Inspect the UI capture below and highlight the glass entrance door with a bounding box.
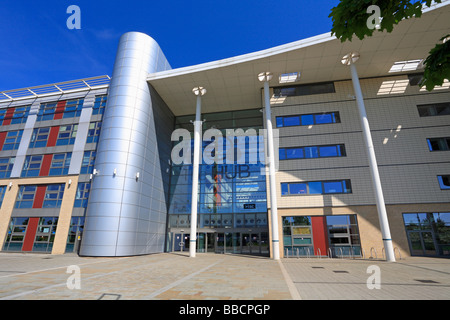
[242,233,260,254]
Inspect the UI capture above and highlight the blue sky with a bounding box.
[0,0,339,91]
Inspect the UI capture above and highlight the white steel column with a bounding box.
[190,87,206,258]
[258,72,280,260]
[342,53,395,262]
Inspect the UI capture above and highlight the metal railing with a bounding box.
[0,75,111,102]
[284,245,403,260]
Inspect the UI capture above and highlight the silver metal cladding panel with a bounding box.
[79,32,173,257]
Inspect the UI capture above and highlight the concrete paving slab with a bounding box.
[0,252,449,300]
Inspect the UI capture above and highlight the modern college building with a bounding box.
[0,2,449,259]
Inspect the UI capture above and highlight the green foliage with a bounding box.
[329,0,449,91]
[420,35,450,90]
[329,0,439,42]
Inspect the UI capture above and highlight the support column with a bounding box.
[342,52,395,262]
[258,72,280,260]
[190,87,206,258]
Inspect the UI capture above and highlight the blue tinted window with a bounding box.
[276,117,284,128]
[309,182,323,194]
[283,116,300,127]
[301,114,314,125]
[304,147,318,158]
[319,146,338,157]
[281,183,289,195]
[286,148,303,159]
[315,113,333,124]
[324,181,343,194]
[279,148,286,160]
[289,183,307,194]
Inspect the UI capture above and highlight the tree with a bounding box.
[329,0,449,91]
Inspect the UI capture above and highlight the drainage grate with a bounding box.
[312,266,324,269]
[414,279,439,284]
[333,270,349,273]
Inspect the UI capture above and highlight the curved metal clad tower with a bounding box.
[79,32,172,256]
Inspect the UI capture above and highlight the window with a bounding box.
[36,98,84,121]
[427,137,450,151]
[49,153,72,176]
[279,144,346,160]
[2,217,29,251]
[63,99,83,118]
[273,82,335,97]
[15,186,37,209]
[11,106,31,124]
[56,125,77,146]
[2,130,23,150]
[418,102,450,117]
[389,60,423,73]
[0,157,14,178]
[326,215,361,256]
[37,102,57,121]
[438,175,450,190]
[29,127,50,148]
[74,182,90,208]
[80,151,96,174]
[92,95,107,115]
[43,184,65,208]
[33,217,58,252]
[281,180,352,196]
[86,122,101,144]
[276,112,340,128]
[403,212,450,257]
[66,217,85,253]
[21,155,43,177]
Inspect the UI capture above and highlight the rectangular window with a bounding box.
[418,102,450,117]
[37,102,57,121]
[15,186,37,209]
[49,153,72,176]
[86,122,101,144]
[56,125,78,146]
[74,182,90,208]
[438,175,450,190]
[29,127,50,148]
[2,130,23,150]
[276,112,340,128]
[43,184,65,208]
[92,95,107,115]
[281,180,352,196]
[427,137,450,151]
[11,106,31,124]
[63,99,83,118]
[273,82,335,97]
[0,157,14,178]
[80,151,96,174]
[21,155,43,177]
[279,144,346,160]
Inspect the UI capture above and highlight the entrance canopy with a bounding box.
[147,2,450,116]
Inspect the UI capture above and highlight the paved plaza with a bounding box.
[0,252,449,300]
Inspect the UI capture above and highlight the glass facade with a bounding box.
[403,212,450,257]
[168,109,269,255]
[282,215,361,257]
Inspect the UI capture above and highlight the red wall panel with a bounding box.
[311,216,329,256]
[39,154,53,177]
[22,217,39,251]
[33,185,47,208]
[3,107,15,126]
[54,101,66,120]
[0,131,7,150]
[46,126,60,147]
